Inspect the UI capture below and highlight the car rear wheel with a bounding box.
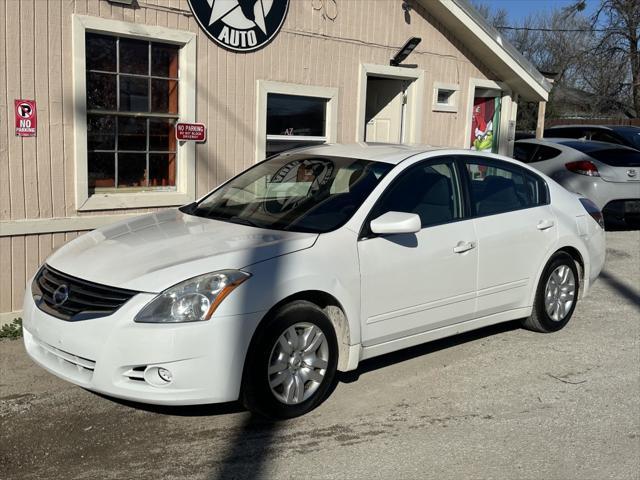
[522,252,580,333]
[242,300,338,419]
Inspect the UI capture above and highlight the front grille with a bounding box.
[32,265,139,321]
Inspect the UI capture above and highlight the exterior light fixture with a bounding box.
[390,37,422,67]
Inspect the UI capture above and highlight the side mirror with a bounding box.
[370,211,421,235]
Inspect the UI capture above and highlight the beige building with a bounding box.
[0,0,550,322]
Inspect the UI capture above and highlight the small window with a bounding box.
[266,94,329,156]
[465,159,549,216]
[437,89,454,105]
[370,159,462,229]
[85,33,179,194]
[432,83,459,112]
[532,145,562,162]
[513,143,537,163]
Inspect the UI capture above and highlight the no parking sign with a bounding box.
[15,99,37,137]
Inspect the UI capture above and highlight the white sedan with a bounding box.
[23,144,605,418]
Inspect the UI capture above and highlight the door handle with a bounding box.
[537,219,555,230]
[453,241,476,254]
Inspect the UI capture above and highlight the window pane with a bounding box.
[149,153,176,187]
[533,145,561,162]
[437,89,454,105]
[266,94,327,136]
[120,76,149,112]
[119,38,148,75]
[513,143,536,163]
[86,72,117,110]
[86,33,116,72]
[118,153,147,187]
[87,115,116,151]
[118,117,147,151]
[266,139,325,157]
[151,43,179,77]
[88,152,115,189]
[465,160,540,216]
[151,79,178,113]
[373,161,460,228]
[149,119,175,151]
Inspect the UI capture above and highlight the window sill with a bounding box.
[432,104,458,113]
[78,191,194,211]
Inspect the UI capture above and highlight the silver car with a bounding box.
[514,139,640,228]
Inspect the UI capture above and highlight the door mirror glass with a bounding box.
[370,211,421,235]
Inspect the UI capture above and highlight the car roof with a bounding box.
[546,124,640,133]
[546,125,614,131]
[517,137,637,153]
[282,143,446,164]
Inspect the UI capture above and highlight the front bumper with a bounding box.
[22,288,265,405]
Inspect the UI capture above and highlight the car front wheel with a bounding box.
[242,300,338,419]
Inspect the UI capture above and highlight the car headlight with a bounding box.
[134,270,251,323]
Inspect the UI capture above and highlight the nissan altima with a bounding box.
[23,144,605,418]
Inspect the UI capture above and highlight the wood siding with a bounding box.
[0,0,500,313]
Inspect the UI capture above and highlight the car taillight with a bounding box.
[565,160,600,176]
[579,197,605,229]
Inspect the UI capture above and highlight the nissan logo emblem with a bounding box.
[52,284,70,306]
[627,169,637,178]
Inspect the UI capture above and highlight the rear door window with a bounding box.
[591,130,624,146]
[546,127,587,139]
[464,158,550,216]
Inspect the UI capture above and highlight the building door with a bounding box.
[365,77,407,143]
[470,88,502,153]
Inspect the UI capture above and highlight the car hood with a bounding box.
[46,209,318,292]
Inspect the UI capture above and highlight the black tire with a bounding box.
[522,251,580,333]
[242,300,338,419]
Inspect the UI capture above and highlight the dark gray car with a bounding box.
[544,125,640,151]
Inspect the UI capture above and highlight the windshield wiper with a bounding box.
[227,216,263,228]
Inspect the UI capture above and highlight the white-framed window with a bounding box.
[256,81,338,161]
[432,82,459,113]
[72,15,196,211]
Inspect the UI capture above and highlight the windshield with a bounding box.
[188,154,393,233]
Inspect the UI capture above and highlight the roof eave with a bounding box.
[423,0,551,102]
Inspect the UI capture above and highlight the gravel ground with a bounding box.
[1,231,638,480]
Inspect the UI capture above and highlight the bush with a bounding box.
[0,318,23,340]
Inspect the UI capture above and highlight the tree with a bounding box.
[579,0,640,115]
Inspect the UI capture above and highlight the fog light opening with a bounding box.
[157,367,173,383]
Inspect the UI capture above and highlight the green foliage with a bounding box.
[0,318,23,340]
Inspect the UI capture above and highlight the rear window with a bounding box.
[588,149,640,167]
[533,145,561,162]
[513,143,537,162]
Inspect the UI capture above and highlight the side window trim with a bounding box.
[358,156,466,240]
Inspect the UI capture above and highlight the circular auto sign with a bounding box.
[188,0,290,53]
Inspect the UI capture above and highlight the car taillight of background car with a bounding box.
[566,160,600,176]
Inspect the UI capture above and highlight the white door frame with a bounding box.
[356,64,425,144]
[464,78,515,156]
